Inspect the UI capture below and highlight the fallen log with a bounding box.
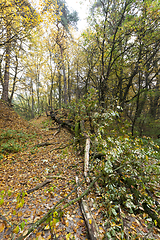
[80,121,91,181]
[50,111,74,134]
[76,176,100,240]
[84,136,90,182]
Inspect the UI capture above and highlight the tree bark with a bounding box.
[1,24,11,102]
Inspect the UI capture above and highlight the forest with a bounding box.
[0,0,160,239]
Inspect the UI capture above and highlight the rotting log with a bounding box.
[50,111,74,134]
[76,176,100,240]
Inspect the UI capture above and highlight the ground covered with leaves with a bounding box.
[0,99,160,240]
[0,101,91,239]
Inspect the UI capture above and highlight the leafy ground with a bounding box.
[0,101,90,239]
[0,100,160,239]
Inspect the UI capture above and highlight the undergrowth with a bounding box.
[0,129,37,158]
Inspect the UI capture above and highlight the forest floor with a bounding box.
[0,100,95,239]
[0,100,160,240]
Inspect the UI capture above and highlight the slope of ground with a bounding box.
[0,101,89,239]
[0,100,37,132]
[0,101,160,239]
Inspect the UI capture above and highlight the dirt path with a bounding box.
[0,117,90,239]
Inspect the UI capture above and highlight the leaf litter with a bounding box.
[0,100,160,239]
[0,100,89,239]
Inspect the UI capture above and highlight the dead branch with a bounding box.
[25,179,52,194]
[50,143,73,152]
[76,176,100,240]
[35,142,56,147]
[53,129,60,136]
[0,213,13,228]
[46,175,66,179]
[49,127,60,130]
[16,175,101,240]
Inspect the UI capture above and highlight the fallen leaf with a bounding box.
[0,222,5,233]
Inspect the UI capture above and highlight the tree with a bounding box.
[0,0,39,103]
[78,0,160,135]
[42,0,79,105]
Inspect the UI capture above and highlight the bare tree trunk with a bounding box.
[2,25,11,102]
[68,62,71,103]
[60,45,67,105]
[9,55,18,104]
[31,79,34,118]
[76,62,80,102]
[58,71,62,109]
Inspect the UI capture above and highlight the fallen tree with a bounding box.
[49,110,74,134]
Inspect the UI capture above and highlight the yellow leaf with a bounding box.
[44,225,50,230]
[154,220,157,226]
[13,225,19,234]
[111,222,116,227]
[66,233,71,240]
[18,211,23,217]
[0,222,5,233]
[89,219,92,224]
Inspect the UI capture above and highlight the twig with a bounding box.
[0,212,13,227]
[46,175,66,179]
[25,179,52,195]
[50,143,73,152]
[35,142,56,147]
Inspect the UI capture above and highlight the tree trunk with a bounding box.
[31,79,34,118]
[2,25,11,102]
[60,45,67,105]
[58,71,62,109]
[68,62,71,103]
[9,55,18,104]
[76,62,80,102]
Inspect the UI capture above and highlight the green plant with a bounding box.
[0,129,36,155]
[1,141,22,153]
[0,190,5,205]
